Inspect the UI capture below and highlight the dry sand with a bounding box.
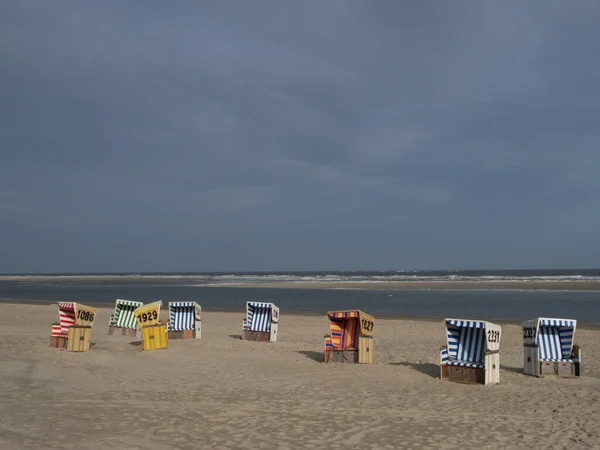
[0,303,599,450]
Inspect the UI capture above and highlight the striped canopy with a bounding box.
[329,310,360,319]
[168,301,200,331]
[328,316,360,349]
[113,299,143,329]
[523,318,577,362]
[244,302,277,332]
[326,310,375,350]
[54,302,76,337]
[446,319,486,329]
[444,318,500,364]
[540,318,575,327]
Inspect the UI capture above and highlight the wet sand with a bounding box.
[0,303,599,449]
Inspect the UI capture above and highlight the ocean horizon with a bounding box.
[1,269,599,324]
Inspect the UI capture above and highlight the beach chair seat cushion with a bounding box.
[446,360,485,369]
[540,357,579,363]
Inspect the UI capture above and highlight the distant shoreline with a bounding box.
[202,280,600,291]
[2,275,600,290]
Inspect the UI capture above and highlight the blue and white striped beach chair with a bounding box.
[522,318,581,377]
[242,302,279,342]
[440,318,501,385]
[168,301,201,338]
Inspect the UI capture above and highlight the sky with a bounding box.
[1,1,600,273]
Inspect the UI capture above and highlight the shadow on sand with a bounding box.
[390,362,439,379]
[128,341,143,347]
[500,364,523,374]
[297,351,324,363]
[228,334,243,340]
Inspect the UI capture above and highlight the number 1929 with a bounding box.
[137,310,158,323]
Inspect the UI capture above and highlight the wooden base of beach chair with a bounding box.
[557,361,579,377]
[539,361,580,377]
[540,362,555,376]
[49,335,68,349]
[108,326,139,337]
[447,366,485,384]
[440,364,449,379]
[168,330,196,339]
[67,325,92,352]
[327,350,359,364]
[242,330,271,342]
[141,324,168,351]
[358,336,374,364]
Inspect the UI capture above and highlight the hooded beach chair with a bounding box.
[522,318,581,377]
[324,310,375,364]
[440,318,501,385]
[108,299,143,337]
[134,301,168,350]
[50,302,97,351]
[168,301,201,339]
[242,302,279,342]
[53,302,76,337]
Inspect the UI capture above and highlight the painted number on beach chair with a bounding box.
[487,330,500,343]
[361,319,374,333]
[75,304,97,326]
[77,310,95,322]
[522,327,536,339]
[137,310,158,323]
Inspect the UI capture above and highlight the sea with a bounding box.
[1,269,599,324]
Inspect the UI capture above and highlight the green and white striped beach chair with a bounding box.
[109,299,144,336]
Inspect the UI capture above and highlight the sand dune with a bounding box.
[0,303,598,449]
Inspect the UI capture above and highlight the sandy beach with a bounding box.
[1,303,599,450]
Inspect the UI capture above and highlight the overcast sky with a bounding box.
[1,1,600,273]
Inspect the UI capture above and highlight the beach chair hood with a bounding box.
[522,318,577,362]
[168,301,201,337]
[444,319,501,364]
[326,310,375,350]
[112,299,144,329]
[53,302,76,337]
[242,302,279,342]
[52,302,97,337]
[244,302,279,332]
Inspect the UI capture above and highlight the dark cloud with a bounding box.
[1,1,600,272]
